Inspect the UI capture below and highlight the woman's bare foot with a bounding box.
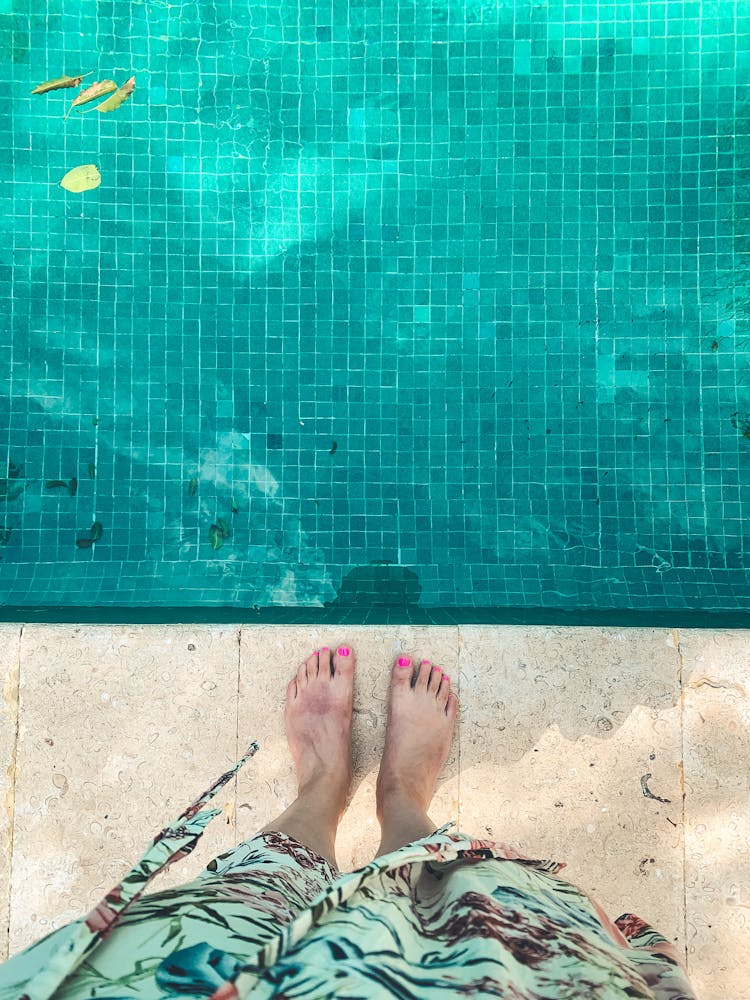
[285,645,354,811]
[375,657,458,854]
[258,646,354,867]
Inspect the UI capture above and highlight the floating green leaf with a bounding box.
[65,79,118,119]
[60,164,101,193]
[208,524,224,550]
[188,476,199,497]
[230,497,239,514]
[216,517,231,538]
[88,462,96,479]
[32,71,92,94]
[87,75,135,114]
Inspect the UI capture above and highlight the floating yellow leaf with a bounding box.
[59,164,101,193]
[90,75,135,114]
[65,79,118,119]
[32,71,92,94]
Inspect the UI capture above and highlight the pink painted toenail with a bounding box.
[321,646,329,651]
[422,660,430,665]
[398,657,411,667]
[313,649,319,654]
[433,667,442,673]
[338,646,350,656]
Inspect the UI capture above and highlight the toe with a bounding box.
[414,659,430,690]
[445,690,458,719]
[317,646,331,677]
[437,673,451,704]
[296,660,308,687]
[392,656,413,686]
[428,664,443,694]
[333,645,354,678]
[306,649,321,678]
[286,677,298,700]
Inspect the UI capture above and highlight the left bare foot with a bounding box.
[284,646,355,815]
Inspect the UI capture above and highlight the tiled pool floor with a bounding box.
[1,624,748,998]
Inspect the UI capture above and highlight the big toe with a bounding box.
[333,645,355,679]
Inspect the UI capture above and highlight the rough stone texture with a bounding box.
[1,624,747,998]
[457,626,686,950]
[0,626,21,963]
[680,630,750,1000]
[236,627,460,871]
[9,625,240,956]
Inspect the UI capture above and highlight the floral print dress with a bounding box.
[0,742,696,1000]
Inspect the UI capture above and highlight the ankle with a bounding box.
[375,780,431,824]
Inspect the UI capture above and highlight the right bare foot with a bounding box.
[376,656,458,819]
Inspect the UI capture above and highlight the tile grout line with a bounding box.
[456,625,462,834]
[672,627,689,973]
[235,627,242,849]
[3,624,23,963]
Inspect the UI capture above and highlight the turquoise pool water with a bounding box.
[1,0,749,615]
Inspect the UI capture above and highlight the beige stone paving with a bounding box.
[0,624,747,998]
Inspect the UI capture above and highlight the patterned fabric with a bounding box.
[0,743,696,1000]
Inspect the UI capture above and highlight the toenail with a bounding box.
[433,667,442,673]
[398,657,411,667]
[313,649,319,654]
[422,660,430,665]
[321,646,329,651]
[338,646,350,656]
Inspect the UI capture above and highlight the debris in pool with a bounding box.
[231,497,239,514]
[216,518,231,539]
[88,462,96,479]
[81,75,135,114]
[208,524,225,550]
[730,411,750,439]
[329,440,338,455]
[0,482,24,502]
[0,527,11,545]
[32,71,92,94]
[76,520,103,549]
[60,164,101,192]
[188,476,199,496]
[65,79,118,118]
[711,340,719,351]
[45,477,78,496]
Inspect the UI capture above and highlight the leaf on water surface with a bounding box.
[90,521,103,541]
[32,71,92,94]
[188,476,199,496]
[76,537,94,549]
[65,79,118,118]
[60,164,101,193]
[88,462,96,479]
[89,75,135,114]
[216,518,231,538]
[209,524,224,551]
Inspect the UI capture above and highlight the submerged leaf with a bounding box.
[230,497,239,514]
[208,524,224,551]
[0,481,24,502]
[90,521,103,541]
[60,164,101,193]
[65,79,118,118]
[45,480,68,490]
[329,440,338,455]
[216,517,231,538]
[188,476,199,497]
[32,71,92,94]
[90,75,135,114]
[68,477,78,496]
[88,462,96,479]
[0,527,11,545]
[76,537,94,549]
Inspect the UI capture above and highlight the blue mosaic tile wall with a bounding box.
[1,0,749,613]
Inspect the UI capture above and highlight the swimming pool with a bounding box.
[1,0,749,619]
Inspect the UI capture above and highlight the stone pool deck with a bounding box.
[1,624,748,998]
